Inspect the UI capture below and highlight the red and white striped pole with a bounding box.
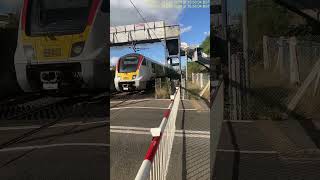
[135,88,179,180]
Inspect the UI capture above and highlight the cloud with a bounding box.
[181,26,192,34]
[181,42,200,50]
[204,31,210,36]
[181,42,189,50]
[110,56,119,66]
[111,0,183,26]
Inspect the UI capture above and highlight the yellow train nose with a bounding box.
[118,72,138,80]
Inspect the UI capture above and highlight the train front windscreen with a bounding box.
[26,0,93,36]
[118,57,140,73]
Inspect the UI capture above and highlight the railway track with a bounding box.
[0,92,108,150]
[0,92,108,122]
[0,92,45,106]
[111,89,154,99]
[110,90,156,111]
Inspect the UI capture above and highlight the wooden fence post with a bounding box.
[278,36,285,75]
[289,37,300,84]
[263,36,270,70]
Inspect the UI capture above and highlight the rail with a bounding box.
[135,87,180,180]
[210,80,224,175]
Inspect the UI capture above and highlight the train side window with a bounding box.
[155,64,161,74]
[142,59,146,66]
[101,0,108,13]
[151,63,155,72]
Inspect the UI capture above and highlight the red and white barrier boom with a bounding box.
[135,87,180,180]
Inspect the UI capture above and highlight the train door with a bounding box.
[140,57,147,76]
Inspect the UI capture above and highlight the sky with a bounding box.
[110,0,210,68]
[0,0,210,69]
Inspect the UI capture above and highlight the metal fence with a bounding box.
[263,36,320,84]
[135,87,180,180]
[252,35,320,120]
[210,80,224,177]
[212,1,320,179]
[191,73,210,89]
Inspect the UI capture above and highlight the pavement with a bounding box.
[0,100,109,180]
[110,93,210,180]
[213,119,320,180]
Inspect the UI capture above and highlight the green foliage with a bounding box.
[187,62,203,74]
[110,66,116,71]
[187,62,208,80]
[248,0,304,56]
[186,35,210,77]
[200,36,210,54]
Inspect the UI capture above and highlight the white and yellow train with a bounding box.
[14,0,108,92]
[114,53,179,91]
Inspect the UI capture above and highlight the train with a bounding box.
[114,53,180,91]
[14,0,108,92]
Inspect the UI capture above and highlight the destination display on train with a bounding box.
[144,0,210,8]
[123,58,139,65]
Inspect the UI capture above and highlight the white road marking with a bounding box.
[111,126,210,135]
[110,99,171,103]
[110,99,193,103]
[0,143,109,152]
[111,129,210,138]
[216,149,277,154]
[223,120,254,123]
[110,126,210,138]
[0,120,108,131]
[111,106,199,111]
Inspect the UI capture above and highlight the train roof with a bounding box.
[119,53,174,69]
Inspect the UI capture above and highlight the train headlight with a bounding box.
[24,45,35,59]
[132,75,136,79]
[71,42,85,57]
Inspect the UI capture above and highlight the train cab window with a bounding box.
[26,0,93,36]
[118,56,139,73]
[101,0,108,13]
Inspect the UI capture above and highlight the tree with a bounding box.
[200,36,210,54]
[248,0,305,56]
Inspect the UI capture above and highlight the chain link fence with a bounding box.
[191,73,210,89]
[249,35,320,120]
[212,0,320,179]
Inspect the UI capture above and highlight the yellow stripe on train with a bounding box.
[117,71,139,81]
[20,26,91,61]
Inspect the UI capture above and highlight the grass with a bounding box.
[155,87,170,99]
[155,79,171,99]
[186,82,202,100]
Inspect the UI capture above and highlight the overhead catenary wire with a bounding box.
[128,0,166,49]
